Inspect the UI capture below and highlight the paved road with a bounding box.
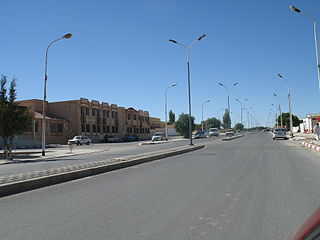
[0,137,220,177]
[1,133,320,239]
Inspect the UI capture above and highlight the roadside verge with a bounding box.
[302,142,320,152]
[0,144,204,198]
[221,135,245,141]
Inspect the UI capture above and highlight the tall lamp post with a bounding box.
[273,93,283,127]
[218,82,238,124]
[235,98,248,126]
[42,33,72,156]
[290,5,320,93]
[165,83,177,140]
[169,34,206,145]
[269,108,277,127]
[277,73,293,136]
[201,100,210,131]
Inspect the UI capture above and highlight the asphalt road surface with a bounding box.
[1,132,320,240]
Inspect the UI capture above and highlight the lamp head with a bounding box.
[197,34,206,41]
[290,5,300,13]
[63,33,72,39]
[169,39,178,44]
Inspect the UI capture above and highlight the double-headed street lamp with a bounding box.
[201,100,210,131]
[165,83,177,140]
[269,108,278,127]
[273,93,283,127]
[169,34,206,145]
[277,73,293,136]
[42,33,72,156]
[218,82,238,121]
[235,98,248,125]
[290,5,320,93]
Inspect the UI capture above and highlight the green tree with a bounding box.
[222,109,231,129]
[168,109,175,124]
[0,75,33,160]
[234,123,244,132]
[174,113,195,138]
[277,112,301,129]
[205,117,221,130]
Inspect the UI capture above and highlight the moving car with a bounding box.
[194,130,208,139]
[68,136,91,145]
[226,131,235,137]
[107,135,119,143]
[208,128,220,137]
[151,132,165,142]
[122,134,139,142]
[272,128,288,140]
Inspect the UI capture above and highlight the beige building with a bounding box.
[17,98,155,144]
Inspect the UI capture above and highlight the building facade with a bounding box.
[17,98,156,144]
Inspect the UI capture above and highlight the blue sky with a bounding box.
[1,0,320,126]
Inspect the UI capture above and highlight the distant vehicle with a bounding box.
[272,128,288,140]
[151,132,164,142]
[122,134,139,142]
[226,131,235,137]
[107,135,119,143]
[209,128,220,137]
[68,136,91,145]
[194,130,208,139]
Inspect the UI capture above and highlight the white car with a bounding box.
[208,128,220,137]
[68,136,91,145]
[151,133,165,142]
[272,128,288,140]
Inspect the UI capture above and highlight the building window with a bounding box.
[85,107,89,115]
[112,126,115,133]
[102,110,106,118]
[107,111,109,118]
[81,106,85,115]
[115,112,118,119]
[92,108,96,116]
[35,122,38,132]
[127,127,130,133]
[103,125,106,133]
[111,111,115,118]
[128,114,131,120]
[116,126,118,133]
[107,126,110,133]
[134,114,136,120]
[86,124,90,132]
[81,124,85,132]
[93,125,96,133]
[50,123,63,133]
[97,125,100,133]
[97,109,100,117]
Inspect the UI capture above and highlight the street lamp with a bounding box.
[270,106,278,127]
[277,73,293,136]
[273,93,283,127]
[235,98,248,126]
[290,5,320,93]
[42,33,72,156]
[218,82,238,125]
[165,83,177,140]
[169,34,206,145]
[217,107,225,122]
[201,100,210,131]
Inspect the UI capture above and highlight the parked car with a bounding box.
[226,131,235,137]
[272,128,288,140]
[122,134,139,142]
[68,136,91,145]
[151,132,165,142]
[107,135,119,143]
[194,130,208,139]
[208,128,220,137]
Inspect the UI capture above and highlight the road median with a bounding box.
[221,135,245,141]
[0,144,204,198]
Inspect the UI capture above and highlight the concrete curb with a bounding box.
[0,144,204,198]
[302,142,320,152]
[221,135,245,141]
